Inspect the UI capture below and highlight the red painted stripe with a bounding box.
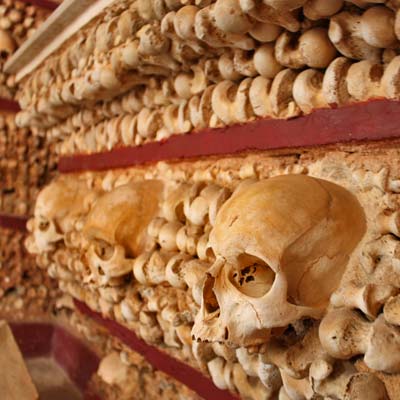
[0,213,28,231]
[0,98,20,113]
[9,322,101,397]
[84,391,102,400]
[17,0,59,11]
[59,99,400,173]
[9,322,53,358]
[52,325,100,393]
[75,299,239,400]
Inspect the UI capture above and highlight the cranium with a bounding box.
[192,175,366,347]
[83,180,164,284]
[32,177,95,252]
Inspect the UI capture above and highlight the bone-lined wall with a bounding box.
[0,112,57,215]
[13,0,400,156]
[0,0,59,219]
[60,304,202,400]
[0,1,56,215]
[9,0,400,398]
[0,0,51,99]
[26,143,400,399]
[0,226,59,320]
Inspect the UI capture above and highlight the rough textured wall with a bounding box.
[13,0,400,156]
[0,226,58,320]
[26,142,400,399]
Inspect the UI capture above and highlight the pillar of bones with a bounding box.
[0,0,56,215]
[0,0,60,365]
[8,0,400,398]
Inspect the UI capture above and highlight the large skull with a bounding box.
[192,175,366,347]
[30,177,95,252]
[83,180,163,284]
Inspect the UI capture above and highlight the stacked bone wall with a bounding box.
[13,0,400,155]
[26,141,400,400]
[0,0,51,99]
[16,0,400,399]
[0,112,57,215]
[0,1,56,214]
[0,226,59,320]
[0,0,59,337]
[55,303,202,400]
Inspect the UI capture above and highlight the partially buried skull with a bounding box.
[192,175,366,347]
[83,180,164,284]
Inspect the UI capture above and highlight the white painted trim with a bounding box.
[5,0,115,81]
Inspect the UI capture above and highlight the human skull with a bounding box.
[83,180,164,284]
[192,175,366,347]
[31,177,95,252]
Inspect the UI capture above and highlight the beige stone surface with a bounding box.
[25,357,81,400]
[0,320,38,400]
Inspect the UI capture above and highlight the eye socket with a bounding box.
[230,254,275,298]
[94,239,114,260]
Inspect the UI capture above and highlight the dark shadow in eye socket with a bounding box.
[230,253,275,298]
[0,50,10,59]
[203,274,219,314]
[175,202,185,222]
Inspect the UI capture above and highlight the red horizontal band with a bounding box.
[0,98,20,113]
[52,325,101,393]
[9,322,100,398]
[0,213,28,231]
[75,299,239,400]
[59,99,400,173]
[10,322,53,358]
[16,0,59,11]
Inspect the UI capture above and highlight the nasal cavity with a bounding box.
[203,274,220,315]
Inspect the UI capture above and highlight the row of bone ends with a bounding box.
[0,0,49,55]
[25,160,400,296]
[33,61,392,153]
[32,2,400,134]
[96,349,202,397]
[28,180,272,392]
[15,1,400,130]
[53,53,400,156]
[42,250,398,394]
[26,165,398,396]
[0,228,55,315]
[95,182,229,287]
[39,248,400,398]
[28,181,228,288]
[25,190,279,399]
[140,187,400,400]
[65,305,197,398]
[14,29,392,124]
[0,1,49,95]
[36,51,400,155]
[22,0,400,89]
[26,179,280,398]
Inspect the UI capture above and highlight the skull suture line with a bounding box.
[83,180,164,284]
[192,175,366,347]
